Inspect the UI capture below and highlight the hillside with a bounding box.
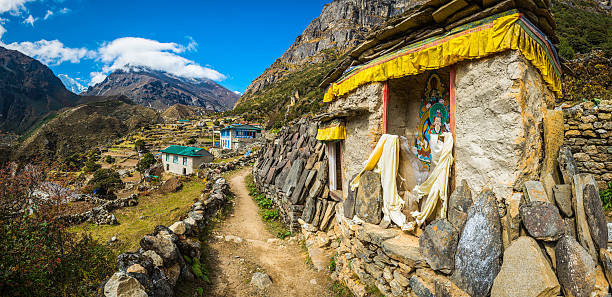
[161,103,211,122]
[13,97,161,161]
[85,66,239,111]
[234,0,418,127]
[0,46,80,134]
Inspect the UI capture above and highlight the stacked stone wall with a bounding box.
[252,118,339,232]
[563,100,612,189]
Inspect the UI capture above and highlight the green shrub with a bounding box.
[137,153,157,174]
[601,182,612,210]
[262,209,280,221]
[0,217,115,296]
[104,155,116,164]
[82,158,101,173]
[88,168,124,197]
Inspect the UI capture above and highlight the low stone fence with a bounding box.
[563,99,612,189]
[252,118,338,232]
[100,177,231,297]
[57,194,139,226]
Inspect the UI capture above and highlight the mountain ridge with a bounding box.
[85,66,239,111]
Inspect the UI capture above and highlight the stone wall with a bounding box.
[252,118,338,232]
[563,100,612,189]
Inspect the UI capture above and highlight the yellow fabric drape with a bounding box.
[323,12,562,102]
[316,125,346,141]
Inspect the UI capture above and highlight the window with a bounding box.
[165,154,169,162]
[327,142,343,191]
[173,155,178,163]
[183,157,187,165]
[166,164,169,170]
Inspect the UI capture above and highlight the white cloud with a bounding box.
[186,36,197,52]
[97,37,226,81]
[89,71,106,86]
[0,24,5,39]
[3,39,96,65]
[43,10,53,19]
[22,14,35,26]
[58,7,69,14]
[0,0,32,14]
[233,91,242,95]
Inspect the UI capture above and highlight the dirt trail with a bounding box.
[205,167,335,297]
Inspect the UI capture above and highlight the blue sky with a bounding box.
[0,0,330,93]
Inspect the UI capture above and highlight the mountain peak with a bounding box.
[85,67,239,111]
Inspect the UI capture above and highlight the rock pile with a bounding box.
[57,194,138,226]
[320,0,559,88]
[101,177,231,297]
[563,99,612,189]
[252,118,338,232]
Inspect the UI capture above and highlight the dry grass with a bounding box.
[69,179,205,253]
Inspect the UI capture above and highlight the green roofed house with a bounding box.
[160,145,213,175]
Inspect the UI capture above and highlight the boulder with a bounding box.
[419,219,459,274]
[126,264,147,275]
[553,184,573,217]
[410,275,435,297]
[104,272,147,297]
[451,189,502,297]
[558,145,578,184]
[355,171,383,224]
[556,235,596,297]
[160,177,182,193]
[168,221,187,236]
[251,272,272,290]
[357,222,399,246]
[519,201,565,241]
[117,252,153,273]
[447,180,473,233]
[434,275,471,297]
[490,236,560,297]
[523,181,549,203]
[381,233,424,266]
[583,184,607,252]
[140,234,178,266]
[143,250,163,267]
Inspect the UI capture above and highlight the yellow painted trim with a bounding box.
[316,125,346,141]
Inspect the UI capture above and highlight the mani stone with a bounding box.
[343,174,359,219]
[301,197,316,223]
[519,201,565,241]
[409,275,435,297]
[355,171,383,224]
[447,180,473,233]
[419,219,459,274]
[556,235,596,297]
[573,174,599,262]
[583,184,608,252]
[282,158,304,196]
[523,181,549,203]
[451,189,502,297]
[490,237,560,297]
[553,184,573,217]
[558,145,578,184]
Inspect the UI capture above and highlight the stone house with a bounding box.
[219,124,262,150]
[160,145,213,175]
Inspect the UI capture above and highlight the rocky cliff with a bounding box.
[239,0,420,98]
[0,46,80,134]
[85,66,239,111]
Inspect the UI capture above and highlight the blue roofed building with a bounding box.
[219,124,262,150]
[160,145,213,175]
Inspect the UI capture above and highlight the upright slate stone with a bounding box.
[558,145,578,185]
[302,197,316,223]
[583,184,608,252]
[355,171,383,224]
[447,180,473,233]
[556,235,596,297]
[282,158,304,196]
[419,219,459,274]
[451,189,502,297]
[343,174,359,219]
[553,184,573,217]
[290,168,310,205]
